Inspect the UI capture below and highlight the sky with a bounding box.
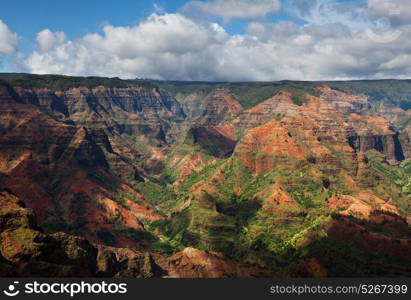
[0,0,410,81]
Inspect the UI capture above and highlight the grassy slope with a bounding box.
[149,153,411,275]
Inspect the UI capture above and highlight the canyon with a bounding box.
[0,74,410,277]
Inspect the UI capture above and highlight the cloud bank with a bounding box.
[18,0,411,81]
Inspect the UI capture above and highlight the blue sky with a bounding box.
[1,1,169,53]
[0,0,295,52]
[0,0,410,81]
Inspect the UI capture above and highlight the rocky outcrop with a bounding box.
[348,134,405,162]
[179,87,243,156]
[161,247,271,278]
[317,85,370,113]
[182,87,243,126]
[327,215,411,262]
[0,189,270,277]
[232,91,300,133]
[185,126,236,158]
[234,119,309,174]
[11,86,186,144]
[231,87,409,175]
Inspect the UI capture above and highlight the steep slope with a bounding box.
[0,84,171,249]
[0,189,269,277]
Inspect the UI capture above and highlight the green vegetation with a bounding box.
[113,225,176,255]
[400,159,411,198]
[1,73,411,276]
[396,115,411,130]
[291,91,307,106]
[146,144,411,273]
[2,73,411,110]
[156,80,323,109]
[178,159,226,193]
[159,79,411,110]
[225,81,321,109]
[135,181,176,205]
[361,152,411,214]
[0,74,157,90]
[326,80,411,110]
[148,157,332,268]
[147,214,189,251]
[155,81,218,97]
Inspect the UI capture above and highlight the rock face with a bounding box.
[12,86,186,143]
[235,119,309,174]
[0,85,170,247]
[162,247,271,278]
[181,87,243,125]
[0,76,410,278]
[231,89,409,175]
[185,126,237,158]
[0,189,269,277]
[0,189,100,277]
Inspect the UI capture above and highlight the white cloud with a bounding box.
[24,4,411,81]
[181,0,281,22]
[0,20,18,54]
[37,29,66,52]
[25,14,228,80]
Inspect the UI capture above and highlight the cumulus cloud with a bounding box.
[241,19,411,80]
[37,29,66,52]
[23,2,411,81]
[0,20,18,54]
[25,14,228,80]
[181,0,281,22]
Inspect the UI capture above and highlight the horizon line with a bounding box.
[0,72,411,84]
